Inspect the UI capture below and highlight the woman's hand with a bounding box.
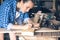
[33,23,40,28]
[23,24,32,29]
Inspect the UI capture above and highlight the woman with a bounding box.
[0,0,35,40]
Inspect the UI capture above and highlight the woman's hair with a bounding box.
[16,0,34,11]
[17,0,34,3]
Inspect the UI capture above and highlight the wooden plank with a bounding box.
[0,28,60,37]
[20,36,58,40]
[35,28,60,32]
[0,28,60,33]
[35,30,60,32]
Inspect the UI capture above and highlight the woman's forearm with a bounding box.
[11,24,32,30]
[11,25,25,29]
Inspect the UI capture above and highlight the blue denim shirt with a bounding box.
[16,11,29,25]
[0,0,29,29]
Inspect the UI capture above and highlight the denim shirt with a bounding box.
[0,0,29,29]
[16,11,29,25]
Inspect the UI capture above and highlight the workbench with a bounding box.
[0,28,60,40]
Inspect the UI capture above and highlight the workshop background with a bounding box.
[0,0,60,40]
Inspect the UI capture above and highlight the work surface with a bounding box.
[0,28,60,33]
[0,28,60,37]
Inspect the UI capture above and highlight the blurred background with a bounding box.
[0,0,60,40]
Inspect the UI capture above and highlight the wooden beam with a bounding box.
[0,28,60,37]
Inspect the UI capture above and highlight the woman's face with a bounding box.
[20,1,34,13]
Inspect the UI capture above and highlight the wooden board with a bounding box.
[0,28,60,37]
